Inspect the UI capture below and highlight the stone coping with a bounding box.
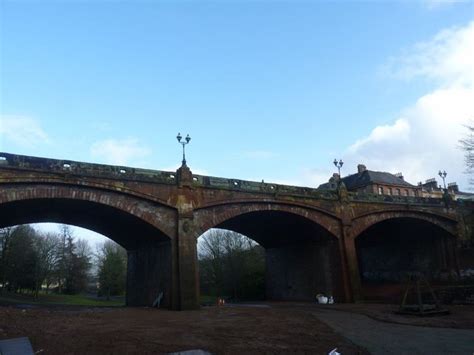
[0,152,459,206]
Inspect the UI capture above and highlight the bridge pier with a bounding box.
[434,232,460,278]
[0,153,468,310]
[173,164,201,310]
[126,240,172,308]
[342,229,362,302]
[265,239,344,301]
[176,218,200,310]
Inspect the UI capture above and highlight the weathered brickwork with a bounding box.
[0,152,471,309]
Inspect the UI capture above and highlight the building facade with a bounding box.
[419,178,474,200]
[319,164,421,197]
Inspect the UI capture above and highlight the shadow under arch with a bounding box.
[355,217,458,303]
[198,209,345,302]
[351,209,458,240]
[0,197,175,308]
[194,201,341,239]
[0,198,172,248]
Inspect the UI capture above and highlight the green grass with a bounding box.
[200,295,218,305]
[0,291,124,307]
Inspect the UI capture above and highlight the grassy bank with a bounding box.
[0,291,124,307]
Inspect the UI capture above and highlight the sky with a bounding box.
[1,0,473,245]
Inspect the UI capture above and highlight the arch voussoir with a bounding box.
[350,210,458,239]
[0,184,177,239]
[193,201,341,239]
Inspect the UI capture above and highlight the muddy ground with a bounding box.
[1,302,472,354]
[0,303,368,355]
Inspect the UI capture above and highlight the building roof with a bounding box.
[341,170,417,190]
[454,190,474,198]
[319,168,417,190]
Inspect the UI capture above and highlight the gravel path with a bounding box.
[311,308,474,355]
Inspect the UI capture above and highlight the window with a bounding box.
[378,187,383,195]
[388,188,392,195]
[405,189,409,196]
[396,189,400,196]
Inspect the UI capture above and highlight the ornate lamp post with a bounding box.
[333,159,344,177]
[438,170,447,190]
[177,133,191,166]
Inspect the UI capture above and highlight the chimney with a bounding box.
[424,178,438,191]
[395,172,404,180]
[448,182,459,192]
[357,164,367,174]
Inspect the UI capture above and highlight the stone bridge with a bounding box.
[0,152,471,309]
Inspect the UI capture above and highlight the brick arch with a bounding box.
[193,201,341,239]
[4,176,172,207]
[0,184,177,239]
[350,210,458,239]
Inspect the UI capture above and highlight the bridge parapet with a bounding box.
[0,152,459,207]
[0,152,177,185]
[191,174,337,200]
[1,151,473,309]
[350,191,449,206]
[0,152,340,200]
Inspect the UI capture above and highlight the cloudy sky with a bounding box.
[1,0,473,244]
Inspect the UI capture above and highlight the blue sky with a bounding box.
[1,0,473,245]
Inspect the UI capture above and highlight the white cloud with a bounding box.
[0,115,50,148]
[382,21,474,87]
[349,119,411,153]
[345,21,474,189]
[300,168,335,188]
[90,138,151,166]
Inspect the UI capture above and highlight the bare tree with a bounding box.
[460,124,474,187]
[33,232,59,297]
[199,229,256,259]
[54,225,69,293]
[0,224,93,297]
[53,225,92,294]
[198,229,264,300]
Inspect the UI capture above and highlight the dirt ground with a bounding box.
[0,303,368,354]
[1,302,473,354]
